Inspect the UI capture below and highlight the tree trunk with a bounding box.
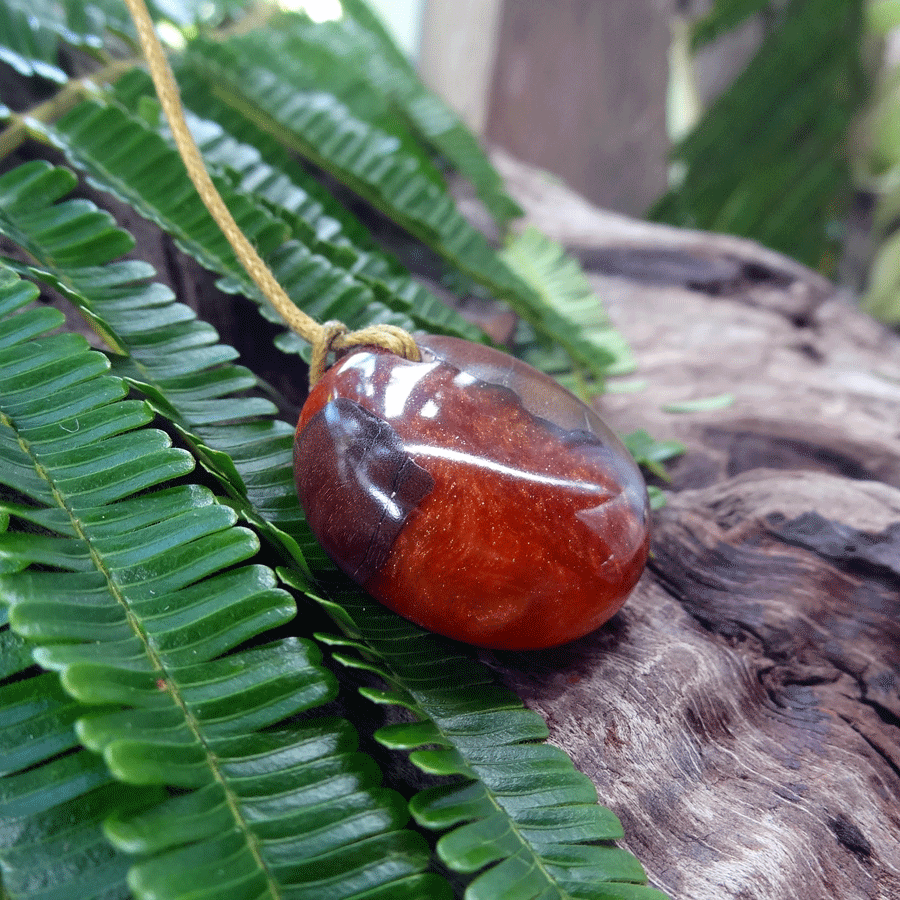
[475,152,900,900]
[483,0,670,217]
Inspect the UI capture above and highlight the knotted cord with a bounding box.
[122,0,421,385]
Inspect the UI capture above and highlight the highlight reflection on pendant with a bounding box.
[404,443,615,497]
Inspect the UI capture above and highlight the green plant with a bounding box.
[858,0,900,321]
[0,2,667,898]
[652,0,867,273]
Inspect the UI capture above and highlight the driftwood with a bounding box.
[474,152,900,900]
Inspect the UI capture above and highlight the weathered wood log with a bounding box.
[479,152,900,900]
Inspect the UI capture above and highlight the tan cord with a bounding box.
[122,0,421,385]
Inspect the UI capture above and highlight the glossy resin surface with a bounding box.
[294,335,650,650]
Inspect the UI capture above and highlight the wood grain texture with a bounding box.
[470,154,900,899]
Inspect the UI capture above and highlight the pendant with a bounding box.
[294,336,650,650]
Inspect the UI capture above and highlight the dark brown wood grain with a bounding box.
[472,155,900,900]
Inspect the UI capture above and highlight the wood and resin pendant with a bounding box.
[294,335,650,650]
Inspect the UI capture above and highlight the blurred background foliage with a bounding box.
[652,0,900,323]
[652,0,866,274]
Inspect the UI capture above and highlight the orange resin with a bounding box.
[295,336,650,650]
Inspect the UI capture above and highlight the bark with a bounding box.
[478,152,900,900]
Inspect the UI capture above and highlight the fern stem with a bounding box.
[0,60,138,160]
[123,0,421,385]
[0,118,27,160]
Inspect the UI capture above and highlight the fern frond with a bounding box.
[0,0,245,79]
[691,0,770,48]
[336,0,524,227]
[0,3,677,897]
[501,228,634,383]
[182,34,518,284]
[179,35,619,378]
[1,744,141,900]
[0,1,67,82]
[0,609,31,681]
[651,0,865,270]
[111,68,489,345]
[310,587,668,900]
[247,8,524,228]
[214,21,449,193]
[1,161,660,897]
[141,67,389,253]
[1,150,662,896]
[0,263,450,900]
[0,156,664,899]
[0,607,150,900]
[0,270,148,900]
[35,96,489,357]
[2,0,105,50]
[0,159,322,569]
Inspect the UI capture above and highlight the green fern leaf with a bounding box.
[314,588,669,900]
[0,263,450,900]
[0,0,182,77]
[651,0,865,269]
[181,33,519,286]
[172,75,492,346]
[0,5,669,898]
[0,636,156,900]
[0,159,324,570]
[0,160,664,899]
[691,0,771,48]
[246,8,523,228]
[36,97,490,356]
[232,24,449,194]
[0,270,148,900]
[110,68,488,345]
[0,0,118,82]
[0,1,66,82]
[180,33,617,377]
[139,66,390,254]
[0,611,30,681]
[1,751,144,900]
[501,228,634,382]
